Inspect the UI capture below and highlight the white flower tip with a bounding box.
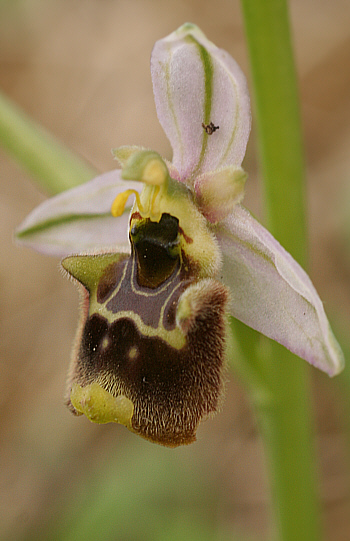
[322,327,345,377]
[177,22,197,33]
[174,22,206,40]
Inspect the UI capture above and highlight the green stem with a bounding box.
[239,1,322,540]
[0,91,96,195]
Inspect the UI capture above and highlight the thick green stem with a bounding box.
[0,91,96,195]
[239,1,322,540]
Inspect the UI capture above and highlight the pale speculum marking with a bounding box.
[128,345,139,361]
[101,336,110,352]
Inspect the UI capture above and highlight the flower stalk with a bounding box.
[240,0,322,539]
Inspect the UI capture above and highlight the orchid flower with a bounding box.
[16,23,344,447]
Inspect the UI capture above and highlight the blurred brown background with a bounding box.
[1,1,350,540]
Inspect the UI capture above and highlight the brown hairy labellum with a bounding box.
[62,212,229,446]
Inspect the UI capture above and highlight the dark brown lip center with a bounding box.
[131,213,180,289]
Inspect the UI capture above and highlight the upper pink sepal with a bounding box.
[151,23,251,184]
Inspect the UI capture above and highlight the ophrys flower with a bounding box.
[17,23,344,446]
